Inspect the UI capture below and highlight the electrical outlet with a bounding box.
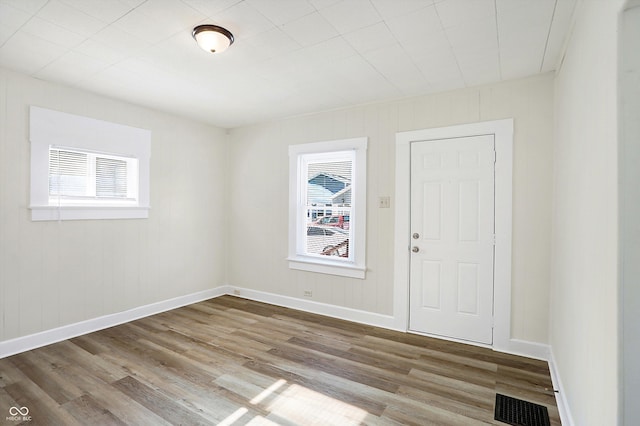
[379,196,391,208]
[303,290,313,298]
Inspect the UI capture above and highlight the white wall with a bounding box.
[0,68,228,342]
[550,1,623,425]
[228,73,554,345]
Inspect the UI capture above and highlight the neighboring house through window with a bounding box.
[288,137,367,279]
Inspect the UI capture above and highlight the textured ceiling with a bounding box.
[0,0,576,128]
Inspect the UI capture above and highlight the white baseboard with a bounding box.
[1,283,558,385]
[0,283,573,425]
[548,348,574,426]
[0,286,228,359]
[228,286,401,331]
[227,286,551,361]
[496,338,551,361]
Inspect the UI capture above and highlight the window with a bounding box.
[30,106,150,221]
[288,137,367,279]
[48,147,138,204]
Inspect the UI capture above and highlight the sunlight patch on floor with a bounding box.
[219,407,249,426]
[220,378,371,425]
[245,415,281,425]
[250,379,287,405]
[264,383,368,425]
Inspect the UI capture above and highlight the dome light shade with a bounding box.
[192,25,234,54]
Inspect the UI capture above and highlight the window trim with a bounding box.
[29,106,151,221]
[288,137,367,279]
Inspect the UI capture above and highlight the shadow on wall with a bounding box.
[620,2,640,425]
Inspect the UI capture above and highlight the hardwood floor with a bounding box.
[0,296,560,425]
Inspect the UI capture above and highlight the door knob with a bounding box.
[412,246,419,253]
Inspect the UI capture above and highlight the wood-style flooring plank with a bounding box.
[0,295,561,425]
[62,394,127,426]
[112,376,214,425]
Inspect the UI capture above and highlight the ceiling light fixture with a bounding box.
[192,25,234,54]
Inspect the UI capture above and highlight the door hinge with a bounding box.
[493,150,497,164]
[492,234,496,245]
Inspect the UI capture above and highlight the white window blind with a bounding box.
[96,157,127,198]
[49,149,88,197]
[48,147,136,203]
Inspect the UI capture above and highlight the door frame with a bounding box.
[393,119,513,351]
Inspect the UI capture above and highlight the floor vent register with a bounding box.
[494,393,551,426]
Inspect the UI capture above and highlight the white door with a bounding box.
[409,135,495,344]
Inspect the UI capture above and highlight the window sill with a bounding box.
[287,256,366,279]
[30,205,150,221]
